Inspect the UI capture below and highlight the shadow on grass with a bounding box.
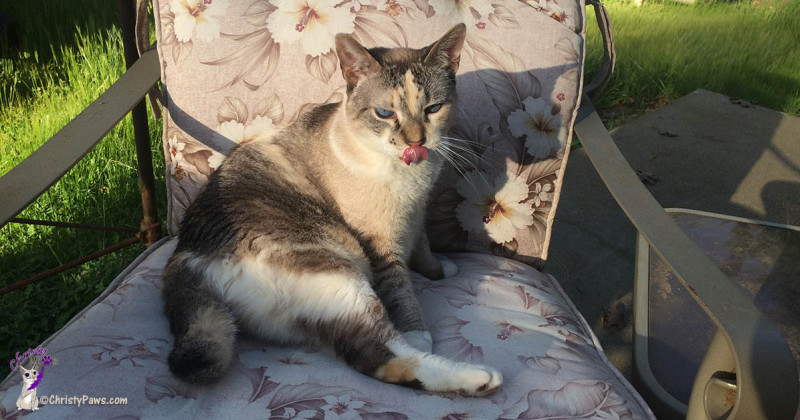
[0,0,122,103]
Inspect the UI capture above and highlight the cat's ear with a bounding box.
[424,23,467,74]
[335,34,381,89]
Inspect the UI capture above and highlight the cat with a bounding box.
[16,362,40,411]
[162,23,502,396]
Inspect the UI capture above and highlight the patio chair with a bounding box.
[0,0,796,418]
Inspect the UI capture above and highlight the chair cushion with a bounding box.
[155,0,589,268]
[0,240,653,418]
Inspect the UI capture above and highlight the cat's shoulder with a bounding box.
[295,102,341,132]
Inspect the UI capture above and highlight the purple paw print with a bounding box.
[41,355,52,365]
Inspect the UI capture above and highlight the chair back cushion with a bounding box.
[154,0,587,268]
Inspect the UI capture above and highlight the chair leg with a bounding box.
[118,0,161,247]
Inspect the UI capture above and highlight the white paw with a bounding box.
[402,330,433,353]
[454,364,503,397]
[414,355,503,397]
[437,255,459,278]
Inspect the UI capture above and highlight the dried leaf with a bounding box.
[657,127,679,137]
[636,170,659,185]
[217,96,249,124]
[305,50,338,83]
[253,93,284,124]
[601,303,627,328]
[244,0,277,27]
[489,4,519,28]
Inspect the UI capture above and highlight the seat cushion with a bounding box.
[0,239,653,418]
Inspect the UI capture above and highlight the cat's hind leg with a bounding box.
[284,262,502,396]
[162,253,238,384]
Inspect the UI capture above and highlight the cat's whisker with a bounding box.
[440,137,505,165]
[441,136,504,152]
[438,142,501,179]
[441,142,502,172]
[435,146,490,195]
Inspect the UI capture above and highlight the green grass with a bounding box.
[0,0,165,379]
[585,0,800,126]
[0,0,798,381]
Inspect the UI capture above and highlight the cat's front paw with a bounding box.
[413,256,458,281]
[438,255,458,278]
[454,364,503,397]
[402,330,433,353]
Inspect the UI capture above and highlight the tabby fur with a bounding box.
[162,24,502,396]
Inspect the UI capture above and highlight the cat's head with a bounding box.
[334,24,466,165]
[18,364,38,385]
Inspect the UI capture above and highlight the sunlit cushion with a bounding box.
[0,240,652,418]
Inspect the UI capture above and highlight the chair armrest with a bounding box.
[573,96,798,419]
[0,48,161,227]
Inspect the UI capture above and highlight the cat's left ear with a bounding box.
[335,34,381,90]
[424,23,467,74]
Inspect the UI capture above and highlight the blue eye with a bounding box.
[374,108,395,119]
[425,103,442,114]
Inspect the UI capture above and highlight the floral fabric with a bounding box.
[155,0,587,268]
[0,240,653,419]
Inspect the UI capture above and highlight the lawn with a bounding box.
[0,0,165,380]
[1,0,798,380]
[585,0,800,126]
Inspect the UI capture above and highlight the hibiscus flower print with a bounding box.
[321,394,365,420]
[171,0,227,43]
[456,171,534,244]
[214,115,275,149]
[530,181,553,207]
[167,135,189,178]
[507,96,566,160]
[267,0,356,57]
[429,0,493,23]
[167,135,185,165]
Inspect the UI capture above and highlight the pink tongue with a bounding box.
[402,146,429,165]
